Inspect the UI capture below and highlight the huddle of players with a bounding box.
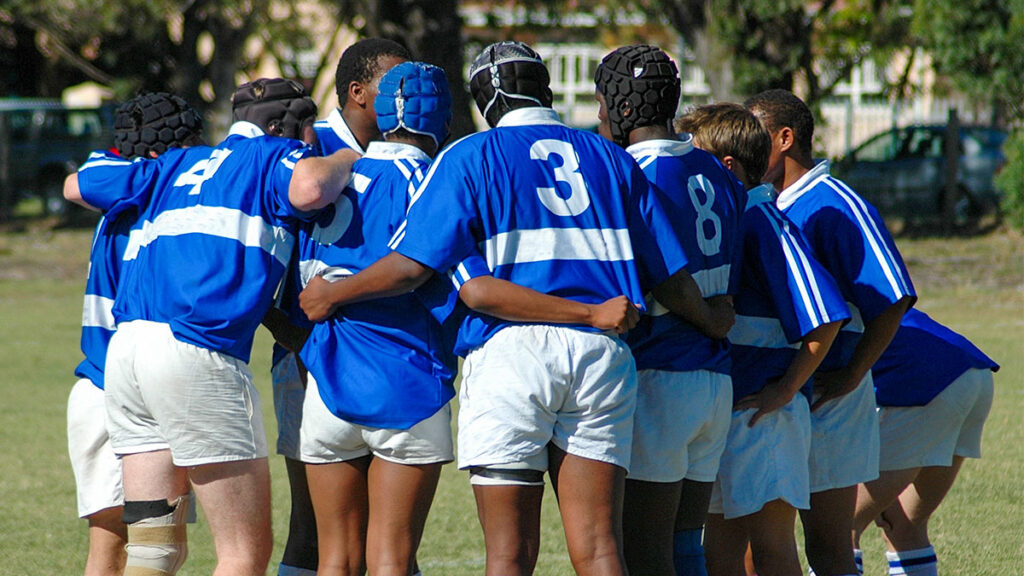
[63,36,997,576]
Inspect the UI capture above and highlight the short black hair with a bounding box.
[744,89,814,156]
[335,38,413,107]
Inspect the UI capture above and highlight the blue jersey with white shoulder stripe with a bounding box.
[76,122,314,362]
[873,309,998,407]
[271,109,367,368]
[75,196,134,390]
[298,142,457,429]
[396,107,688,356]
[776,160,916,372]
[624,136,742,374]
[728,185,850,401]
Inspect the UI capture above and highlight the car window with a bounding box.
[901,128,941,159]
[856,129,905,162]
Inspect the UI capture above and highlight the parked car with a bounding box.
[0,99,115,215]
[832,124,1007,229]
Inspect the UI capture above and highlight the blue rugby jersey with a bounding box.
[298,142,457,429]
[728,185,850,402]
[314,108,366,157]
[76,121,315,362]
[396,107,688,357]
[873,309,998,407]
[776,160,916,372]
[271,109,367,368]
[624,136,743,374]
[75,200,133,390]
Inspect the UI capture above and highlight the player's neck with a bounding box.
[627,124,674,145]
[340,106,380,151]
[779,153,814,191]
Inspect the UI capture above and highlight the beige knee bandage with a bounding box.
[124,494,190,576]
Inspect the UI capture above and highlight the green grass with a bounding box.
[0,224,1021,574]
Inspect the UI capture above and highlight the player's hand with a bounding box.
[810,368,859,411]
[300,275,341,322]
[734,377,796,427]
[703,294,736,340]
[587,296,641,333]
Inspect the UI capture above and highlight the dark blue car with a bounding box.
[832,124,1007,229]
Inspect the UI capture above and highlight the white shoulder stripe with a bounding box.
[759,205,836,325]
[824,179,911,298]
[123,205,295,267]
[484,227,634,267]
[82,294,115,330]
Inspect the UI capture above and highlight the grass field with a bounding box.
[0,220,1021,575]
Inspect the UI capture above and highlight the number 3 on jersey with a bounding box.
[530,139,591,217]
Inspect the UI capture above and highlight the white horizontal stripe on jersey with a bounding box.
[123,205,295,267]
[298,259,355,288]
[483,227,634,267]
[80,156,132,170]
[692,264,731,297]
[81,294,115,330]
[728,315,801,349]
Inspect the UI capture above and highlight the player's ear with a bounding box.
[722,156,736,171]
[349,81,368,107]
[776,126,795,154]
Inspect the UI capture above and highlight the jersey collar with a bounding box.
[775,159,831,210]
[625,134,694,159]
[364,141,431,163]
[745,184,774,210]
[495,107,565,128]
[324,108,365,154]
[227,121,266,138]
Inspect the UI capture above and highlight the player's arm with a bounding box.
[736,320,842,425]
[288,148,361,211]
[459,276,640,333]
[812,296,912,410]
[651,268,735,340]
[63,172,100,211]
[300,252,434,322]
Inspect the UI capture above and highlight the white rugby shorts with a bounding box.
[299,374,453,465]
[272,352,306,461]
[878,367,993,470]
[709,394,812,519]
[104,320,269,466]
[457,325,637,472]
[808,372,880,492]
[629,369,732,483]
[67,378,123,517]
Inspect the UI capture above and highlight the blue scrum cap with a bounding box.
[375,62,453,148]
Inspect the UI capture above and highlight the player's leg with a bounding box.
[68,378,127,576]
[365,458,443,576]
[674,479,716,576]
[272,352,319,575]
[622,478,682,574]
[549,445,628,576]
[83,506,127,576]
[121,450,192,575]
[473,481,545,575]
[704,513,748,576]
[188,458,273,576]
[281,457,319,574]
[878,460,962,549]
[306,458,371,576]
[801,486,860,576]
[852,468,918,548]
[742,500,802,576]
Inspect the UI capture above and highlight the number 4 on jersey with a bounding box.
[174,149,233,196]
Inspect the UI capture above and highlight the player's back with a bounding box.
[624,136,742,374]
[78,132,312,361]
[398,107,685,354]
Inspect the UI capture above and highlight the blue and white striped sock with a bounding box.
[887,546,938,576]
[854,548,864,575]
